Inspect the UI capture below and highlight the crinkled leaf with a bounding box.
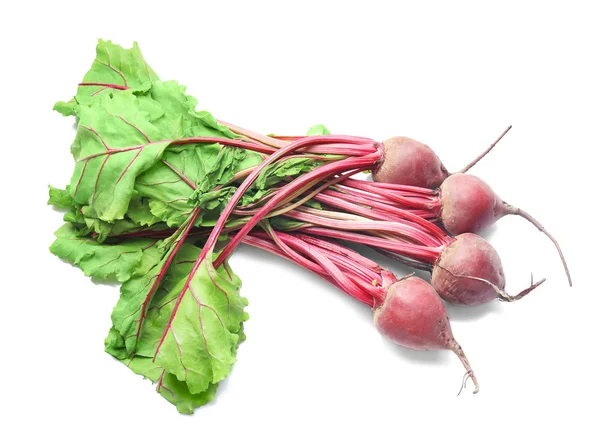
[85,215,144,242]
[54,40,159,116]
[190,186,237,211]
[108,220,194,354]
[69,92,171,221]
[48,186,73,208]
[130,244,246,393]
[254,157,323,190]
[106,241,247,411]
[127,197,164,227]
[147,199,195,228]
[105,327,219,414]
[149,263,245,393]
[137,145,261,226]
[50,224,160,282]
[137,80,239,140]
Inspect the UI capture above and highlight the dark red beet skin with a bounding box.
[373,276,479,392]
[373,137,450,189]
[372,128,511,189]
[439,173,505,235]
[431,234,506,306]
[374,276,455,350]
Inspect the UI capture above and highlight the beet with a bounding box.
[374,276,479,393]
[373,126,512,188]
[431,233,545,306]
[373,137,450,189]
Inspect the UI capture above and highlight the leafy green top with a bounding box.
[49,39,332,414]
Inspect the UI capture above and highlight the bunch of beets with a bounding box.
[49,40,570,414]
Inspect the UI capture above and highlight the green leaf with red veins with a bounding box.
[108,241,247,402]
[49,224,161,283]
[49,187,150,240]
[54,39,159,117]
[109,212,200,354]
[143,253,246,394]
[105,327,221,415]
[130,356,219,414]
[69,91,171,222]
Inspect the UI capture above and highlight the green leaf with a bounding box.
[108,219,195,354]
[54,40,159,116]
[82,212,145,242]
[147,199,195,228]
[68,92,171,221]
[48,186,73,208]
[105,327,219,414]
[143,252,247,394]
[307,124,331,135]
[254,157,323,191]
[126,197,164,227]
[138,80,239,140]
[106,240,247,412]
[50,224,160,282]
[129,356,218,414]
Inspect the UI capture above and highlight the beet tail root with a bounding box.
[447,339,480,394]
[458,125,512,174]
[503,203,572,287]
[436,264,546,303]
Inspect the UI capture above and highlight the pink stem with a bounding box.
[202,136,374,266]
[214,152,381,266]
[342,179,438,209]
[246,231,380,305]
[323,188,439,220]
[218,120,289,148]
[346,178,437,196]
[302,227,445,264]
[287,209,442,247]
[296,234,381,272]
[218,120,378,156]
[274,231,381,305]
[242,233,355,294]
[315,191,409,222]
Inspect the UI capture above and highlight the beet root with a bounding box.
[373,275,479,393]
[373,137,450,189]
[431,233,545,306]
[439,174,505,235]
[438,173,572,286]
[373,127,512,189]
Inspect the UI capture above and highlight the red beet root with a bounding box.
[374,276,479,393]
[373,126,512,188]
[373,137,450,189]
[431,233,545,306]
[439,173,505,235]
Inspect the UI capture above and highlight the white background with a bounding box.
[1,1,598,435]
